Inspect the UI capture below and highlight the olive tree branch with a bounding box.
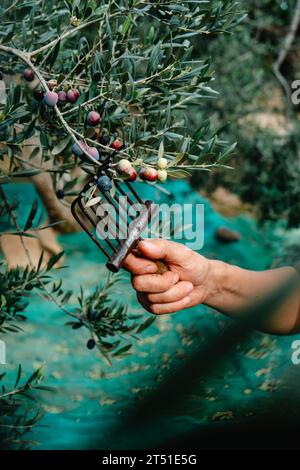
[0,186,79,320]
[0,44,107,165]
[29,17,105,58]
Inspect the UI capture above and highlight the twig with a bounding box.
[29,18,105,58]
[4,0,20,14]
[60,93,105,116]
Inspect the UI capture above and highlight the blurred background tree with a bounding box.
[191,0,300,228]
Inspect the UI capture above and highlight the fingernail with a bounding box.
[173,273,180,283]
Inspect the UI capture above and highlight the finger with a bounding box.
[137,292,153,313]
[138,239,191,263]
[122,253,158,275]
[132,271,179,293]
[150,296,192,315]
[146,281,194,304]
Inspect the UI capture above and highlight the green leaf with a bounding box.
[23,199,39,232]
[40,130,50,149]
[136,316,155,333]
[46,251,64,271]
[112,344,132,356]
[158,140,164,160]
[122,14,132,37]
[45,39,61,69]
[22,118,37,141]
[147,41,163,75]
[217,142,237,163]
[12,169,42,178]
[14,365,22,388]
[52,136,71,156]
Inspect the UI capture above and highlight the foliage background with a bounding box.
[0,0,299,449]
[191,0,300,228]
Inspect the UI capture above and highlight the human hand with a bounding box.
[123,239,213,314]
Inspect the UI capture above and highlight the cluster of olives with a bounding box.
[23,68,169,186]
[96,157,168,194]
[117,157,168,183]
[23,67,82,108]
[71,137,122,163]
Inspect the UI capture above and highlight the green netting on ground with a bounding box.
[1,181,299,449]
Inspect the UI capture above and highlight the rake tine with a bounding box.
[90,203,128,242]
[113,192,135,222]
[70,147,157,269]
[81,176,126,243]
[71,198,112,258]
[89,202,125,244]
[79,200,99,227]
[113,181,147,225]
[125,180,144,204]
[115,180,145,206]
[77,197,117,252]
[99,188,131,230]
[114,181,136,206]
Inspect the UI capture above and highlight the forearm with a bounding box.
[204,260,300,335]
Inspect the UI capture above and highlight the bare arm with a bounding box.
[124,239,300,336]
[203,260,300,335]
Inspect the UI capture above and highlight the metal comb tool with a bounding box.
[71,152,169,274]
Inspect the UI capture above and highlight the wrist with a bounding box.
[200,259,230,308]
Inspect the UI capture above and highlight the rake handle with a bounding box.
[106,200,170,273]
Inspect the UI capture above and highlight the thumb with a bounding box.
[138,239,189,264]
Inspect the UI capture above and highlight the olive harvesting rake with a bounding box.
[70,151,169,274]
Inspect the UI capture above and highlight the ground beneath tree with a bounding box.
[2,180,300,449]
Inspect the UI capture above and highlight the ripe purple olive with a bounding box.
[73,89,80,100]
[87,111,101,126]
[139,167,146,180]
[67,88,80,103]
[57,91,67,105]
[85,145,99,161]
[56,189,65,199]
[23,68,34,82]
[71,141,85,157]
[86,338,96,350]
[98,135,109,146]
[33,89,44,101]
[43,91,58,107]
[97,175,112,192]
[72,141,99,161]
